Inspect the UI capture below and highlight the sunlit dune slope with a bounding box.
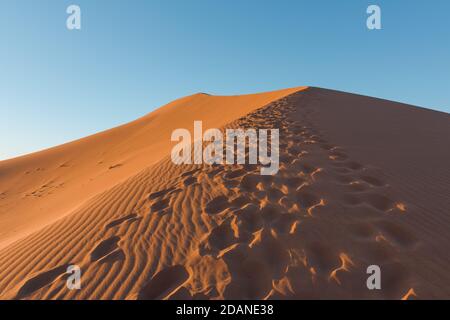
[0,86,305,248]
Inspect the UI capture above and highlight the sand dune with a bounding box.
[0,87,449,299]
[0,87,303,249]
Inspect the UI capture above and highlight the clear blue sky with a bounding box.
[1,0,449,160]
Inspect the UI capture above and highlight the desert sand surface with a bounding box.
[0,87,449,300]
[0,87,302,249]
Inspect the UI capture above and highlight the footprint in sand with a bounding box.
[148,187,180,200]
[286,145,304,157]
[199,221,238,256]
[346,181,369,193]
[233,203,264,234]
[206,167,224,178]
[239,173,261,191]
[333,167,352,175]
[240,164,259,173]
[296,188,325,216]
[272,214,301,235]
[335,174,355,184]
[181,168,200,178]
[305,242,341,275]
[224,168,247,180]
[279,154,296,165]
[295,162,319,176]
[108,163,123,170]
[346,222,377,240]
[320,143,335,151]
[229,195,252,208]
[204,196,229,215]
[90,236,124,262]
[360,175,386,187]
[182,176,197,187]
[328,150,349,161]
[218,231,289,300]
[309,135,327,144]
[333,161,363,171]
[15,265,69,299]
[150,198,170,212]
[375,220,418,248]
[377,262,412,299]
[137,265,190,300]
[105,214,141,230]
[266,187,286,202]
[361,239,398,264]
[364,193,396,212]
[341,193,364,206]
[260,202,283,222]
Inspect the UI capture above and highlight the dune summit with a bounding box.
[0,86,449,300]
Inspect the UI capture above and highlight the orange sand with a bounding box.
[0,87,449,300]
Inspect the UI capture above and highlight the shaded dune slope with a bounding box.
[0,88,449,299]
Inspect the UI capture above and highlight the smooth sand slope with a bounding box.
[0,87,449,299]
